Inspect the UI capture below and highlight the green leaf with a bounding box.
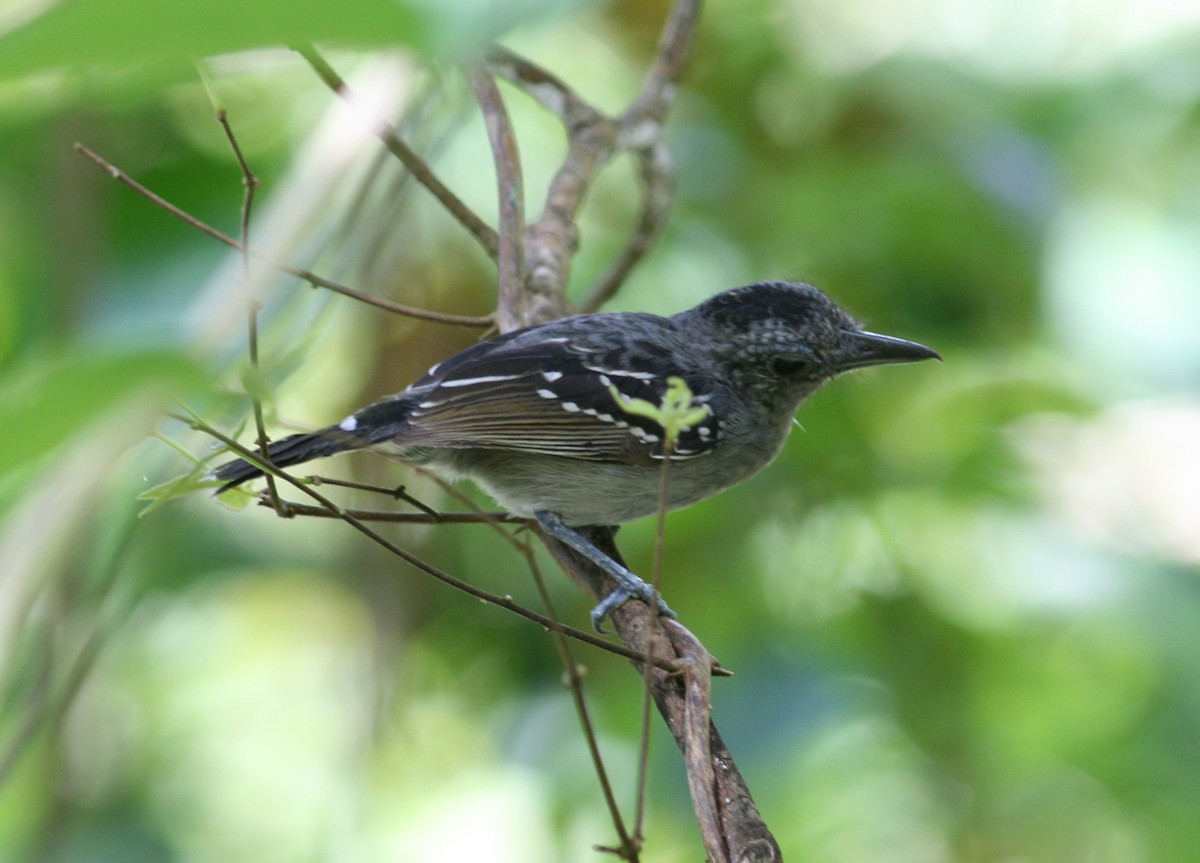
[608,375,711,452]
[137,466,219,517]
[0,0,598,84]
[237,360,277,409]
[0,0,425,82]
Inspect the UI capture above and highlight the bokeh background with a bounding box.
[2,0,1199,860]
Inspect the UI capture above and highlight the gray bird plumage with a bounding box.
[213,280,939,627]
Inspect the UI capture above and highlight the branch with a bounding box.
[623,0,704,129]
[580,141,674,312]
[188,417,687,673]
[484,45,613,324]
[538,527,782,862]
[295,44,501,261]
[479,2,781,854]
[486,44,602,128]
[75,144,493,329]
[484,2,700,318]
[467,65,527,334]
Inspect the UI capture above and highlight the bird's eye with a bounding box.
[770,356,809,376]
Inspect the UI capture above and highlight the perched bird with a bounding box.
[214,280,939,629]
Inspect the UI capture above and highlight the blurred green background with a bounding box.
[2,0,1199,860]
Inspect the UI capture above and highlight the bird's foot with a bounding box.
[535,511,676,634]
[590,578,676,634]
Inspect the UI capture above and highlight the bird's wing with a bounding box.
[393,327,721,464]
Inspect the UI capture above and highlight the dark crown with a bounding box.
[691,281,859,335]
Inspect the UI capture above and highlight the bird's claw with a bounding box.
[590,581,676,634]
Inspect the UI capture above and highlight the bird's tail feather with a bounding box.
[212,427,360,492]
[212,395,417,492]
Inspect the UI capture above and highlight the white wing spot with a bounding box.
[440,374,521,388]
[630,426,660,443]
[535,388,557,400]
[584,364,657,381]
[339,416,358,432]
[541,370,564,382]
[580,362,657,379]
[561,401,581,413]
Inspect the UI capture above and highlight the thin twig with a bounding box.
[188,418,684,673]
[485,45,676,313]
[201,76,291,516]
[485,45,602,128]
[295,44,500,261]
[74,143,493,328]
[306,475,442,519]
[256,498,510,523]
[462,491,638,859]
[580,142,674,312]
[524,114,617,323]
[623,0,704,128]
[485,44,614,323]
[634,449,673,843]
[466,65,527,333]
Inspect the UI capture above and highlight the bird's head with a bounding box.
[686,280,940,397]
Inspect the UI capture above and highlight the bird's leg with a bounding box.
[535,511,676,633]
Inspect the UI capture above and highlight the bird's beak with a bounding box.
[835,330,941,370]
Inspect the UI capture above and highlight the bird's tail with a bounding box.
[212,397,413,492]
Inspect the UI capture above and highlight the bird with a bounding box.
[213,280,939,629]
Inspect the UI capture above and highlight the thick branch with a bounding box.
[486,1,780,854]
[485,3,698,318]
[538,526,783,862]
[524,117,617,323]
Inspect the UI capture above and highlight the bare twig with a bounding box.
[623,0,704,129]
[254,499,502,523]
[484,45,611,323]
[475,501,639,860]
[306,475,443,519]
[633,442,677,843]
[524,112,617,323]
[201,78,291,515]
[295,44,501,261]
[580,142,674,312]
[185,422,686,674]
[482,2,780,854]
[486,45,602,128]
[75,143,493,328]
[484,3,699,316]
[671,624,724,863]
[539,528,782,862]
[467,65,527,333]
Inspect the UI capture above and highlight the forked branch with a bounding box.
[540,527,783,863]
[466,1,780,855]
